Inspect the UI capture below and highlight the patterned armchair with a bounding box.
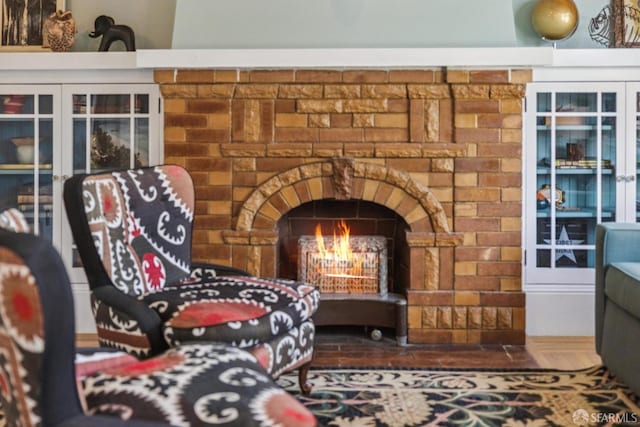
[0,227,317,426]
[63,165,320,393]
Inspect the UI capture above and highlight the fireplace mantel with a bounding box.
[2,48,640,72]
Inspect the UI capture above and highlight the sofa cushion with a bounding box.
[141,276,320,346]
[604,262,640,317]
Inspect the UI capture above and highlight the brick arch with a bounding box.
[235,159,450,233]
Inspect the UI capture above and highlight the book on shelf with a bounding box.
[17,204,52,213]
[555,159,612,168]
[16,194,53,204]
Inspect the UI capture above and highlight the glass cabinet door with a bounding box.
[526,83,625,284]
[0,88,59,241]
[627,83,640,222]
[61,85,161,283]
[71,92,153,174]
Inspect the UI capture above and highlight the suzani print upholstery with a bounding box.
[90,293,154,357]
[64,165,320,388]
[80,165,194,295]
[0,245,45,426]
[244,320,315,377]
[152,276,318,345]
[0,229,317,426]
[0,208,31,233]
[81,343,317,426]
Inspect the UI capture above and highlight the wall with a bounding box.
[172,0,518,48]
[171,0,610,49]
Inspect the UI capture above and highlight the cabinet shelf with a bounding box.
[536,209,613,218]
[536,125,614,131]
[536,167,613,175]
[0,164,52,174]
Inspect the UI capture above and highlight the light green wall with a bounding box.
[172,0,516,48]
[170,0,608,49]
[62,0,610,51]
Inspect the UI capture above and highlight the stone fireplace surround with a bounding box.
[155,67,528,345]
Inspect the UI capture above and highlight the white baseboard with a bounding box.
[525,291,595,336]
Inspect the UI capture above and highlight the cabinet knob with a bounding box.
[616,175,625,182]
[626,175,636,182]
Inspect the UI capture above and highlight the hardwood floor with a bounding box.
[311,326,601,370]
[76,327,602,371]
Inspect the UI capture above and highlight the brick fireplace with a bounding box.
[155,67,528,345]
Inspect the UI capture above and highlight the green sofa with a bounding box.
[595,223,640,395]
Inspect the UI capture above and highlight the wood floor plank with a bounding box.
[76,330,602,370]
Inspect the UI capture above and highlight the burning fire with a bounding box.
[315,220,351,260]
[314,220,370,280]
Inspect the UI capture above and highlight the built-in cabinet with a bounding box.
[524,78,640,336]
[526,82,622,286]
[525,82,640,287]
[0,83,162,331]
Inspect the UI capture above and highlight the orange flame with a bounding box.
[315,220,353,261]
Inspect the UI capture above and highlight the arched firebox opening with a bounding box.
[277,199,410,297]
[277,199,411,344]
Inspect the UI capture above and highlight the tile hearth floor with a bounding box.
[312,326,601,370]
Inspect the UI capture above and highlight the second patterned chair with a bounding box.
[0,225,316,426]
[63,165,320,392]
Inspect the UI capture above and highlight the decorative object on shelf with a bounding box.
[2,95,25,114]
[589,0,640,47]
[11,138,35,164]
[538,184,565,208]
[90,126,141,169]
[42,10,76,52]
[536,191,550,210]
[589,4,614,46]
[531,0,579,43]
[89,15,136,52]
[566,142,585,161]
[547,225,584,263]
[0,0,63,50]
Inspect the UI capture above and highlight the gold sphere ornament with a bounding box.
[531,0,579,41]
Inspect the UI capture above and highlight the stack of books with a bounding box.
[16,184,53,213]
[555,159,612,168]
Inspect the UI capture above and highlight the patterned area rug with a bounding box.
[277,366,640,427]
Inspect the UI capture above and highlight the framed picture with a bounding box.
[1,0,64,50]
[612,0,640,47]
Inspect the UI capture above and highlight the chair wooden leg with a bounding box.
[298,359,313,395]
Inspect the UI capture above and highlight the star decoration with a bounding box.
[544,225,584,263]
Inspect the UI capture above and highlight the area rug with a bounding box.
[277,366,640,427]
